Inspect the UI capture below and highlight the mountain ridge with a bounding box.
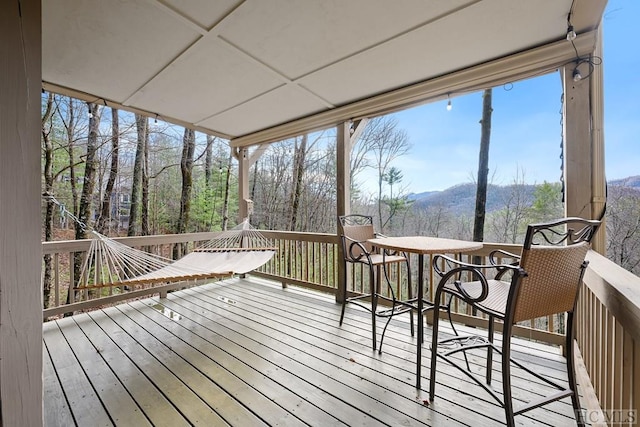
[406,175,640,216]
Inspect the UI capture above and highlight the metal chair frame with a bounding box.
[428,217,601,427]
[338,214,415,353]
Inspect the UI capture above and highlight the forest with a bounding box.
[41,93,640,279]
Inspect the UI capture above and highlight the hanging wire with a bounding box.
[566,12,602,82]
[558,94,565,204]
[43,193,87,231]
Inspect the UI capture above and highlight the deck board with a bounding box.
[44,276,586,426]
[186,278,574,425]
[44,320,113,427]
[72,312,189,427]
[43,340,75,427]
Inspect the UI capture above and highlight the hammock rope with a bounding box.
[76,220,277,289]
[44,194,276,290]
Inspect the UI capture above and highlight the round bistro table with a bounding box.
[368,236,483,389]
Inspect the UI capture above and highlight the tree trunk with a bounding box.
[42,92,55,309]
[290,134,307,231]
[204,135,215,229]
[96,108,119,234]
[75,102,101,238]
[473,88,493,243]
[67,97,79,219]
[70,102,101,307]
[141,118,150,236]
[128,114,147,236]
[173,128,196,258]
[222,149,233,231]
[205,135,214,187]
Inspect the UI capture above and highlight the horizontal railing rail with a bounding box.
[41,232,562,344]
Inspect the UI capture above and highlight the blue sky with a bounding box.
[384,0,639,194]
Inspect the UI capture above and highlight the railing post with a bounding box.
[69,252,75,304]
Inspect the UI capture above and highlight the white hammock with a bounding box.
[76,220,276,289]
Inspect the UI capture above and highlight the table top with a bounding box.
[368,236,482,255]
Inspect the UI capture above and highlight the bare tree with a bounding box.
[221,148,233,231]
[96,108,119,233]
[205,135,215,187]
[173,128,196,258]
[290,134,308,231]
[60,97,81,218]
[141,119,150,235]
[473,88,493,244]
[487,170,532,243]
[70,102,102,306]
[41,92,55,308]
[606,184,640,274]
[352,116,411,231]
[128,114,147,236]
[76,102,102,239]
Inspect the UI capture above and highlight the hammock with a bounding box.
[76,220,276,289]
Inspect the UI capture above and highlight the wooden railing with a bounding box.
[41,232,561,342]
[576,251,640,425]
[252,230,340,293]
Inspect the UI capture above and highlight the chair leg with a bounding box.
[407,259,415,337]
[566,312,585,426]
[429,289,443,400]
[339,263,347,326]
[379,315,393,355]
[502,326,515,427]
[371,269,378,351]
[486,315,494,385]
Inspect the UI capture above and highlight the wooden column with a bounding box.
[561,33,606,255]
[234,144,268,223]
[336,121,350,303]
[236,148,251,222]
[589,28,606,255]
[336,122,351,219]
[0,0,44,425]
[335,119,368,302]
[562,65,594,218]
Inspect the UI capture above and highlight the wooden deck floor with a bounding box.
[43,276,586,426]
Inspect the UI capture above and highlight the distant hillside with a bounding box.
[411,182,537,216]
[407,190,438,201]
[408,176,640,216]
[609,176,640,188]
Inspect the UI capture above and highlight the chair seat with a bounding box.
[366,254,406,266]
[443,279,510,318]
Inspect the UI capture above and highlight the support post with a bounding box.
[236,148,250,222]
[562,64,594,219]
[561,33,606,256]
[234,144,267,223]
[335,119,368,302]
[589,28,606,255]
[0,0,44,425]
[336,121,351,303]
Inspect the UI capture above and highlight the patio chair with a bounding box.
[428,217,600,427]
[338,214,414,353]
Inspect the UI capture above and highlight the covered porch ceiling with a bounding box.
[43,0,607,147]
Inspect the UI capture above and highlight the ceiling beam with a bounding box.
[230,30,599,148]
[42,81,234,141]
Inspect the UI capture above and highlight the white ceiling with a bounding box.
[42,0,605,145]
